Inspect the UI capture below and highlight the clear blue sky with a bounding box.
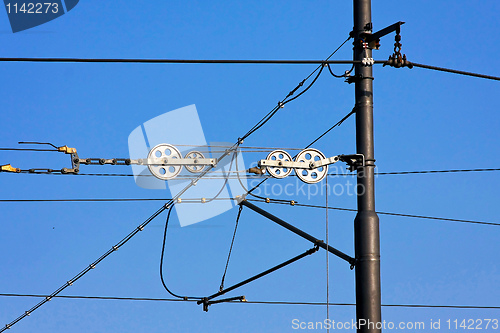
[1,1,499,332]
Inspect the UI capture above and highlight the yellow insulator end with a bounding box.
[57,145,77,154]
[0,164,20,173]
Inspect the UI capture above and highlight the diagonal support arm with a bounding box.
[240,200,356,266]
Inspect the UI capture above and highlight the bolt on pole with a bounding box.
[353,0,382,332]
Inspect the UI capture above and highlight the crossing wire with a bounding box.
[2,168,499,178]
[1,197,498,227]
[247,199,500,227]
[0,204,169,333]
[0,293,499,310]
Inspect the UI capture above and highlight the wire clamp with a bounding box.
[362,57,375,66]
[235,194,247,205]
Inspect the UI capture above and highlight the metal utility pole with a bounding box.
[353,0,382,332]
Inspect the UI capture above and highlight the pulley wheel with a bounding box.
[184,151,206,173]
[147,144,183,180]
[265,150,293,179]
[295,148,328,184]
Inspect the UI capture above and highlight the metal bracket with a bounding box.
[359,21,405,50]
[339,154,365,171]
[345,74,374,84]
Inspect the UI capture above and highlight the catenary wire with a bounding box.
[0,57,360,64]
[247,199,500,227]
[1,57,499,80]
[159,204,203,300]
[4,167,499,178]
[0,293,499,310]
[0,204,169,333]
[1,197,498,227]
[410,62,500,81]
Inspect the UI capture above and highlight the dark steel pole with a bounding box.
[353,0,382,332]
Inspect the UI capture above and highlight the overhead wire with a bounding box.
[3,167,499,179]
[159,204,203,300]
[409,62,500,81]
[0,204,169,333]
[0,293,499,310]
[247,199,500,227]
[2,197,498,227]
[0,57,360,65]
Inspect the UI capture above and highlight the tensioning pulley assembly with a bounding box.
[1,142,364,184]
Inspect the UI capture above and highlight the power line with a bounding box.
[0,57,360,65]
[247,200,500,227]
[2,197,498,227]
[0,204,169,333]
[373,168,500,175]
[410,62,500,81]
[4,167,499,178]
[0,293,499,310]
[1,57,499,80]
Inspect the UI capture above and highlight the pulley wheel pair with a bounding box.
[265,149,328,184]
[147,144,207,180]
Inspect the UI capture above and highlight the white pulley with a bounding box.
[147,144,183,180]
[265,150,293,179]
[294,148,328,184]
[184,151,206,173]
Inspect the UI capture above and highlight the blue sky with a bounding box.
[0,1,499,332]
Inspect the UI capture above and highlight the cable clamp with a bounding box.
[235,194,247,205]
[278,101,284,108]
[361,57,375,66]
[345,73,374,84]
[0,164,21,173]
